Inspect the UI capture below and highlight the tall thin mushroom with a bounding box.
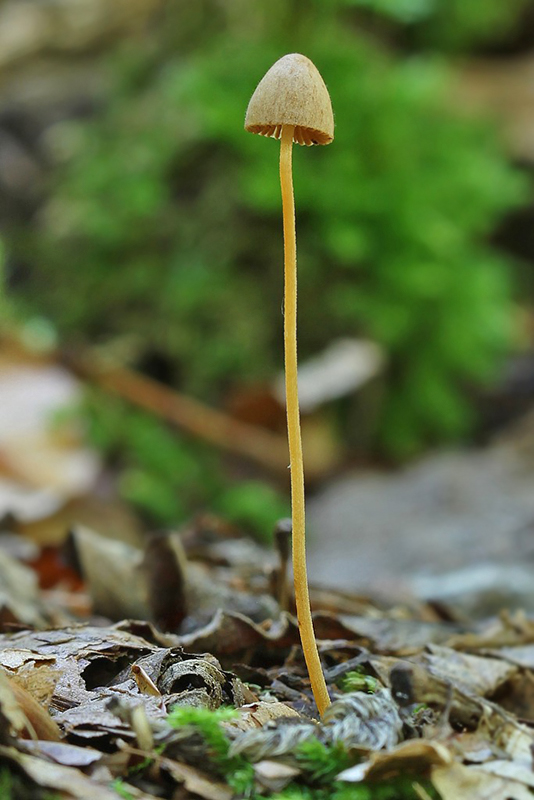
[245,53,334,716]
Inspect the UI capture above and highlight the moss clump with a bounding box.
[167,706,256,795]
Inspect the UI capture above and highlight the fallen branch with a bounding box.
[62,349,290,473]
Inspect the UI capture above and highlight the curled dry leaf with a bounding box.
[0,549,45,628]
[68,527,279,630]
[230,718,319,762]
[20,739,104,768]
[177,609,300,662]
[322,690,403,751]
[67,526,148,620]
[432,761,534,800]
[227,701,301,732]
[337,739,452,783]
[253,759,301,792]
[390,660,484,730]
[493,669,534,722]
[313,612,461,654]
[0,743,156,800]
[0,668,35,743]
[152,752,234,800]
[0,668,60,742]
[422,644,518,697]
[6,675,61,741]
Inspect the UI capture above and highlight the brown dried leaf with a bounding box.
[0,623,158,714]
[313,612,459,654]
[55,694,151,741]
[337,740,452,782]
[20,739,103,768]
[229,718,319,762]
[445,610,534,651]
[67,526,148,620]
[0,668,32,742]
[7,676,61,741]
[323,691,403,751]
[0,648,56,672]
[0,744,157,799]
[228,701,301,732]
[494,670,534,722]
[390,660,484,730]
[432,761,534,800]
[489,644,534,669]
[177,609,299,660]
[253,759,301,792]
[159,755,234,800]
[423,645,517,697]
[0,550,45,627]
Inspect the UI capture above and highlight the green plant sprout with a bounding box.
[245,54,334,716]
[111,779,135,800]
[339,669,378,694]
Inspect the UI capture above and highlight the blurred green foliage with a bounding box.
[6,2,530,523]
[81,391,288,537]
[344,0,530,47]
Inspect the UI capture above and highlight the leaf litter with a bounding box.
[1,519,534,798]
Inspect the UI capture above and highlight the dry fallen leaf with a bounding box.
[422,644,517,697]
[0,550,45,627]
[0,744,157,799]
[0,356,100,541]
[337,740,452,783]
[20,739,104,768]
[253,759,301,792]
[158,755,234,800]
[432,761,534,800]
[228,701,301,732]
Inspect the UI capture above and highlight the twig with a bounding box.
[62,349,290,473]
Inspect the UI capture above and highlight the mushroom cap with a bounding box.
[245,53,334,146]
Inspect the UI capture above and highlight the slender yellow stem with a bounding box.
[279,124,330,716]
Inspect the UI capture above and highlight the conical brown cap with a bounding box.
[245,53,334,146]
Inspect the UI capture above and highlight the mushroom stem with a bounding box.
[279,123,330,716]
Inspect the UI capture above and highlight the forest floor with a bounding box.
[3,379,534,797]
[308,414,534,619]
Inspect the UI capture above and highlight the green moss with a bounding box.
[338,0,530,49]
[296,739,353,784]
[167,706,255,795]
[0,768,62,800]
[6,0,529,474]
[0,771,13,800]
[276,777,441,800]
[215,481,289,542]
[77,391,286,534]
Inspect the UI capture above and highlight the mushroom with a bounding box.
[245,54,334,716]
